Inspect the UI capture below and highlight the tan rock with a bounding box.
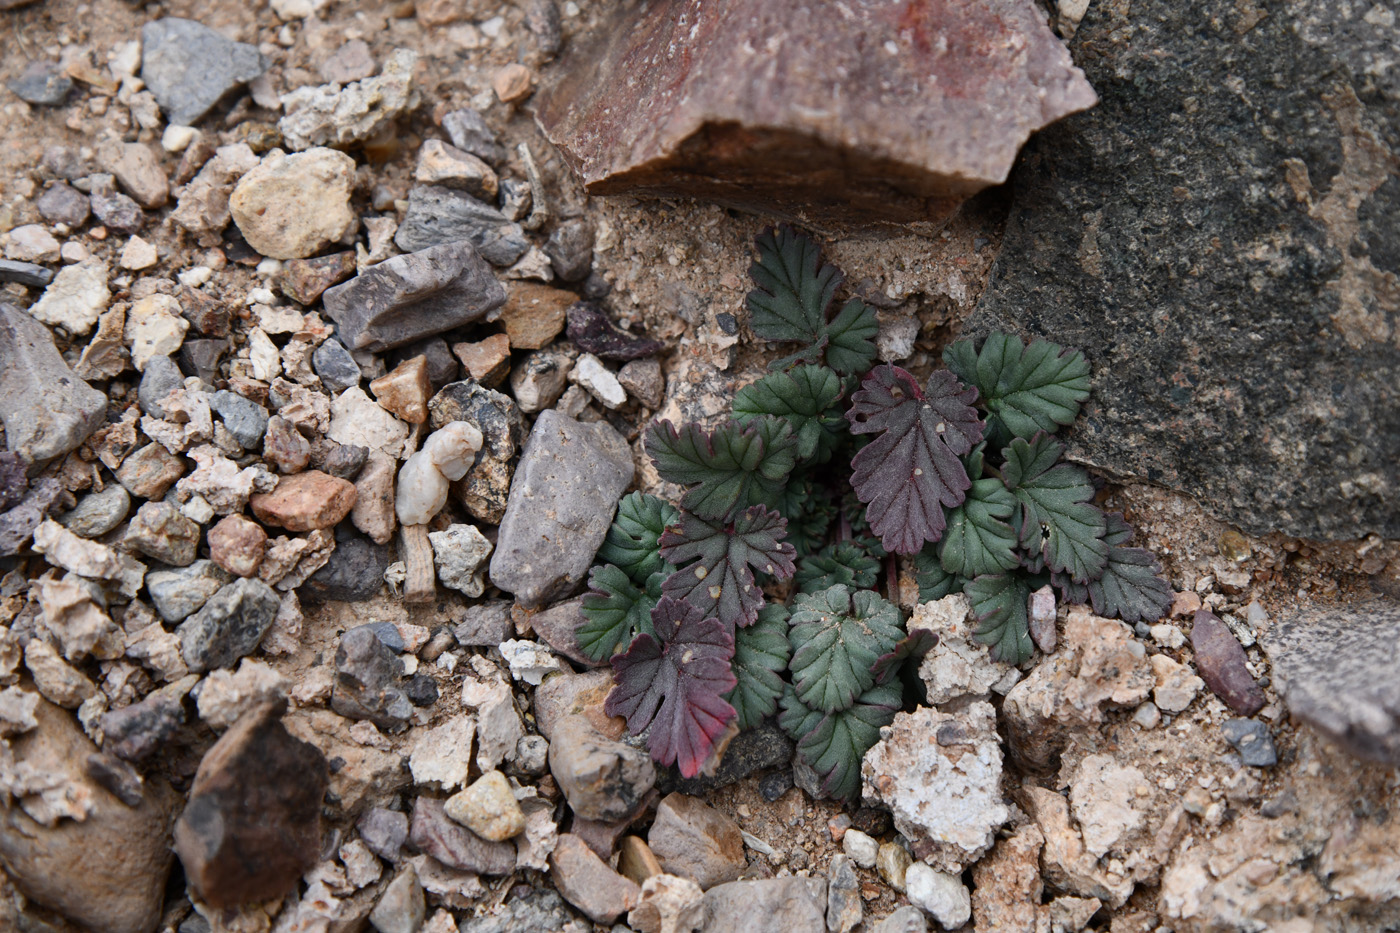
[370,355,432,424]
[549,833,641,924]
[492,63,534,103]
[352,450,397,545]
[498,282,574,349]
[116,442,186,499]
[100,141,169,209]
[207,513,267,578]
[452,333,511,388]
[972,823,1048,932]
[647,793,746,890]
[250,470,357,531]
[0,698,177,933]
[629,872,704,933]
[444,770,526,842]
[23,640,96,709]
[1150,653,1204,714]
[229,148,358,260]
[619,834,664,884]
[415,139,498,200]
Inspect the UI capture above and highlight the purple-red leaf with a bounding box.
[659,505,797,628]
[845,365,984,555]
[605,597,738,778]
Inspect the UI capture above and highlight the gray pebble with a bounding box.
[301,529,389,603]
[148,559,232,624]
[178,339,227,385]
[139,355,186,418]
[0,260,55,289]
[515,734,549,776]
[56,484,130,539]
[321,444,368,480]
[176,577,281,672]
[7,60,73,106]
[209,390,269,450]
[442,108,506,164]
[36,181,91,226]
[89,176,144,235]
[498,178,532,222]
[312,338,361,393]
[394,186,529,267]
[544,218,594,282]
[140,17,270,126]
[1221,718,1277,767]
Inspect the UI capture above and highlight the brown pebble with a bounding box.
[497,282,574,349]
[370,355,432,424]
[1190,610,1265,715]
[263,416,311,474]
[207,514,267,578]
[280,252,357,306]
[250,471,357,532]
[493,64,535,103]
[452,333,512,388]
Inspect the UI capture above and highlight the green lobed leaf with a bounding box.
[724,603,791,730]
[596,492,681,584]
[645,417,798,522]
[794,540,882,594]
[784,682,902,801]
[733,365,847,464]
[944,332,1091,448]
[788,584,905,714]
[966,573,1034,665]
[913,549,967,602]
[1088,513,1173,624]
[746,226,877,375]
[659,505,797,629]
[578,566,664,661]
[1001,434,1108,583]
[871,628,939,685]
[774,476,837,559]
[939,477,1020,579]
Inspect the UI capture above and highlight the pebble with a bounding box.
[906,864,971,930]
[24,639,96,708]
[331,625,412,731]
[352,450,397,545]
[842,829,879,869]
[515,734,550,776]
[141,17,270,126]
[0,698,176,933]
[281,251,357,306]
[395,185,530,267]
[416,139,499,200]
[453,599,514,646]
[126,294,189,372]
[571,353,626,408]
[100,142,169,209]
[147,560,231,623]
[0,478,63,557]
[408,796,517,875]
[429,524,493,597]
[207,514,267,578]
[6,59,72,105]
[56,484,130,538]
[175,338,224,389]
[250,470,357,531]
[88,176,144,236]
[492,63,535,103]
[647,793,746,890]
[371,356,433,424]
[1132,701,1161,729]
[511,346,575,413]
[872,906,929,933]
[161,125,199,153]
[0,258,53,289]
[320,38,376,84]
[176,577,282,672]
[452,334,512,387]
[230,148,358,260]
[5,224,60,264]
[27,258,110,336]
[828,853,863,933]
[409,715,477,790]
[1,302,106,464]
[323,241,507,352]
[263,415,312,473]
[138,355,184,417]
[117,443,186,500]
[499,639,564,686]
[1150,653,1204,713]
[498,178,532,221]
[209,389,270,449]
[445,770,526,841]
[302,527,390,601]
[396,421,483,525]
[173,700,327,908]
[442,107,506,164]
[1190,610,1265,716]
[359,807,410,862]
[547,714,656,822]
[498,282,574,349]
[171,143,259,245]
[427,381,524,524]
[370,865,426,933]
[528,598,597,668]
[617,358,664,408]
[312,338,362,393]
[196,659,289,730]
[701,877,828,933]
[549,834,641,925]
[538,221,590,284]
[1221,718,1278,767]
[489,410,633,608]
[876,841,912,893]
[323,443,369,479]
[36,182,90,226]
[279,49,418,150]
[125,500,201,566]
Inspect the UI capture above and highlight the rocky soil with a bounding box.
[0,1,1398,933]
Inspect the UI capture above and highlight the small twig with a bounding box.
[886,553,900,606]
[399,523,436,605]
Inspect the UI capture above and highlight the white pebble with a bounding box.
[906,863,971,930]
[395,422,484,525]
[842,829,879,869]
[178,266,213,288]
[572,353,626,409]
[161,125,199,153]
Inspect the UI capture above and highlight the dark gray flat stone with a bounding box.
[961,0,1400,540]
[0,301,106,464]
[393,185,529,267]
[141,18,269,127]
[0,260,55,288]
[6,60,72,106]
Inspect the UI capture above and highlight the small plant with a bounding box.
[578,226,1171,794]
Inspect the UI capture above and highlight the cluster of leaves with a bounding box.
[580,225,1171,795]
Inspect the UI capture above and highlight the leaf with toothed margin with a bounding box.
[724,603,790,730]
[967,573,1034,665]
[779,682,901,802]
[645,418,797,522]
[871,628,939,685]
[939,477,1020,579]
[794,540,882,594]
[1088,513,1174,624]
[943,332,1090,449]
[596,492,681,584]
[787,584,904,714]
[578,565,666,662]
[733,364,848,464]
[659,505,796,629]
[605,596,737,779]
[746,225,879,375]
[1001,433,1107,583]
[913,548,967,602]
[846,365,984,555]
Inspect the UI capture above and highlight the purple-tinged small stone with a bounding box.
[0,452,27,513]
[408,796,516,875]
[565,303,664,361]
[1190,610,1265,716]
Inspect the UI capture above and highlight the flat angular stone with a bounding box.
[230,148,357,260]
[177,578,282,672]
[489,410,633,608]
[6,60,72,106]
[279,49,418,151]
[250,470,357,532]
[442,107,506,164]
[567,302,663,361]
[963,0,1400,539]
[1190,610,1265,717]
[498,282,573,350]
[173,700,327,908]
[647,793,746,890]
[547,714,656,823]
[126,500,201,566]
[147,560,231,623]
[322,241,506,353]
[36,182,90,226]
[700,877,828,933]
[0,302,106,464]
[280,251,357,305]
[331,625,412,731]
[1263,600,1400,765]
[141,18,270,127]
[394,186,530,267]
[116,443,186,500]
[408,796,516,875]
[549,833,641,924]
[0,259,55,289]
[452,599,514,647]
[535,0,1095,230]
[0,478,62,556]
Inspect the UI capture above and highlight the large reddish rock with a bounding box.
[173,700,328,908]
[535,0,1095,229]
[250,470,357,531]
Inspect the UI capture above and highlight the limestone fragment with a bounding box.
[230,148,358,260]
[428,523,492,596]
[279,49,420,151]
[26,260,109,336]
